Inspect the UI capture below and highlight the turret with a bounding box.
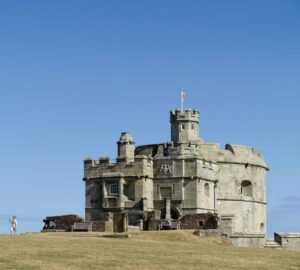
[170,108,199,143]
[117,132,135,163]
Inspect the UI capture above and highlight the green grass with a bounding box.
[0,231,299,270]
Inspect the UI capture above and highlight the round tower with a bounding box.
[216,144,268,247]
[170,108,200,143]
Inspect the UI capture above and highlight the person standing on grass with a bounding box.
[9,216,17,236]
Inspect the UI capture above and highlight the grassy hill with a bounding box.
[0,231,299,270]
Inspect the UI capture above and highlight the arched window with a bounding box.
[241,180,253,197]
[260,223,265,233]
[204,183,210,196]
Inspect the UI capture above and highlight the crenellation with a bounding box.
[83,107,270,248]
[99,157,111,165]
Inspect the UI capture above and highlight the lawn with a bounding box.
[0,231,299,270]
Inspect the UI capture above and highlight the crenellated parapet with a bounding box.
[83,107,269,247]
[170,108,199,122]
[84,149,154,181]
[170,108,200,143]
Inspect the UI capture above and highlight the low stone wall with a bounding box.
[92,221,113,232]
[147,218,160,231]
[180,213,218,230]
[230,234,265,248]
[194,229,221,237]
[274,233,300,251]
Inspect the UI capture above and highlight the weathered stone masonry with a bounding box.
[83,108,269,247]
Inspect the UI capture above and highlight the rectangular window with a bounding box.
[109,183,119,195]
[160,187,172,198]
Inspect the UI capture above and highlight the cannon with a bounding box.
[42,214,83,232]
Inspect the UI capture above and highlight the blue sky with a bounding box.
[0,1,299,236]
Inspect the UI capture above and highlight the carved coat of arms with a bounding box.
[159,163,174,175]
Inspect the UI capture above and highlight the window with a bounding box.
[191,124,194,130]
[204,183,210,196]
[160,187,172,198]
[198,221,204,228]
[260,223,264,233]
[109,183,119,195]
[181,124,185,130]
[241,180,253,197]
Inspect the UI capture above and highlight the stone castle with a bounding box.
[83,108,268,247]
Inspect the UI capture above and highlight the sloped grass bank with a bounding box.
[0,231,299,270]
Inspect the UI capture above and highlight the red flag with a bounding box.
[181,90,186,102]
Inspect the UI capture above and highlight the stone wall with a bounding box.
[197,179,215,211]
[194,229,221,237]
[83,109,269,249]
[216,159,267,235]
[182,180,197,210]
[274,233,300,251]
[147,218,160,231]
[92,221,113,232]
[180,213,218,230]
[230,234,265,248]
[219,214,235,237]
[153,177,184,202]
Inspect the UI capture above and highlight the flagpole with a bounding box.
[181,89,183,112]
[181,93,183,111]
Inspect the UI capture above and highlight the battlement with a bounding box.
[170,108,199,123]
[170,108,200,143]
[83,106,270,248]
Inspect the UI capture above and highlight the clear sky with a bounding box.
[0,0,299,236]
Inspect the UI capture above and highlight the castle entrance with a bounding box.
[113,213,127,233]
[160,206,181,220]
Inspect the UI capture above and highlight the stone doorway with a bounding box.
[160,206,181,220]
[113,213,128,233]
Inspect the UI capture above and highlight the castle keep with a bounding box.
[83,108,268,247]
